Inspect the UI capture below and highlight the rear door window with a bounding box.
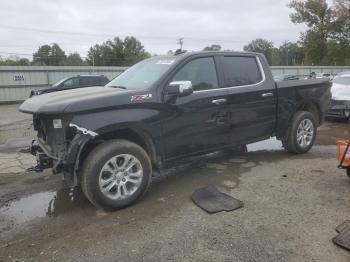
[80,77,95,86]
[222,56,263,87]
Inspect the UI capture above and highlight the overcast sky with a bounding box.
[0,0,310,59]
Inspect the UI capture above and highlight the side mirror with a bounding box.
[166,81,193,97]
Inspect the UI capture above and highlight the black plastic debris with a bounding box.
[333,220,350,251]
[191,185,243,214]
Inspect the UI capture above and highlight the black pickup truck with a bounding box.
[20,51,331,210]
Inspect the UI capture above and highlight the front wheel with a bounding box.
[81,139,152,210]
[282,111,317,154]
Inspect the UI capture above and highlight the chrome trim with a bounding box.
[262,92,274,97]
[69,123,98,137]
[193,56,267,94]
[212,98,227,105]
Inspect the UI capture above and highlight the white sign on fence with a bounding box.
[13,74,25,81]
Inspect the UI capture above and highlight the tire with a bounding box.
[347,169,350,178]
[282,111,317,154]
[81,139,152,210]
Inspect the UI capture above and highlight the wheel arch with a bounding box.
[77,127,160,174]
[297,102,321,126]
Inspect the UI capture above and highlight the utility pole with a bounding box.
[177,38,184,50]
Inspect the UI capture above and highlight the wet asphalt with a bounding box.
[0,111,350,261]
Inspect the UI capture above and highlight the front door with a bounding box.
[161,56,230,160]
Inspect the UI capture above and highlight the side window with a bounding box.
[62,77,79,88]
[172,57,218,91]
[222,56,262,87]
[94,77,104,85]
[80,77,93,86]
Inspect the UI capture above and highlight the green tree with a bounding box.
[332,0,350,44]
[64,52,85,66]
[32,43,66,65]
[33,44,51,65]
[243,38,274,64]
[325,40,349,65]
[0,56,30,66]
[279,41,305,66]
[288,0,350,65]
[87,37,150,66]
[203,44,222,51]
[50,43,66,65]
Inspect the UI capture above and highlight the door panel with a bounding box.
[162,90,230,159]
[220,56,277,145]
[226,86,276,144]
[161,56,231,160]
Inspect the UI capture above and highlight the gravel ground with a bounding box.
[0,110,349,261]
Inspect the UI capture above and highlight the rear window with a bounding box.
[222,56,263,87]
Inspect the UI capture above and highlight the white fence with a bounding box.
[0,66,126,102]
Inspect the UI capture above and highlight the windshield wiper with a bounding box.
[109,85,127,90]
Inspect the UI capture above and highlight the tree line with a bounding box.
[243,0,350,66]
[0,0,349,67]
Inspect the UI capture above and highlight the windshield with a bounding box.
[333,76,350,86]
[106,56,177,90]
[52,78,68,87]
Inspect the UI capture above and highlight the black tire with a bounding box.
[81,139,152,210]
[347,169,350,178]
[282,111,317,154]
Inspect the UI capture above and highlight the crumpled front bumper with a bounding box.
[29,124,97,185]
[327,100,350,118]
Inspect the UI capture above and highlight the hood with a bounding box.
[332,83,350,101]
[20,86,136,115]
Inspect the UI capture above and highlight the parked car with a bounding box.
[327,73,350,120]
[20,51,331,210]
[29,75,110,97]
[337,71,350,76]
[316,73,332,79]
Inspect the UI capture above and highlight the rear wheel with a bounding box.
[282,111,317,154]
[82,139,152,210]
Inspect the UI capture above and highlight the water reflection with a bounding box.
[0,187,93,229]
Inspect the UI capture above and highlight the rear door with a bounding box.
[220,55,277,144]
[162,56,230,160]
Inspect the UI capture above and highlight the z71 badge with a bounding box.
[131,94,153,103]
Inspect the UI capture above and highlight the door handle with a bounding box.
[211,98,227,105]
[261,92,274,97]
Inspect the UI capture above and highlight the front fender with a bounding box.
[70,108,162,135]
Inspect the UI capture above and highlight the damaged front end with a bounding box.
[328,100,350,119]
[28,115,98,186]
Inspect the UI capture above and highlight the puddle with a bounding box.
[247,137,283,152]
[0,187,93,231]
